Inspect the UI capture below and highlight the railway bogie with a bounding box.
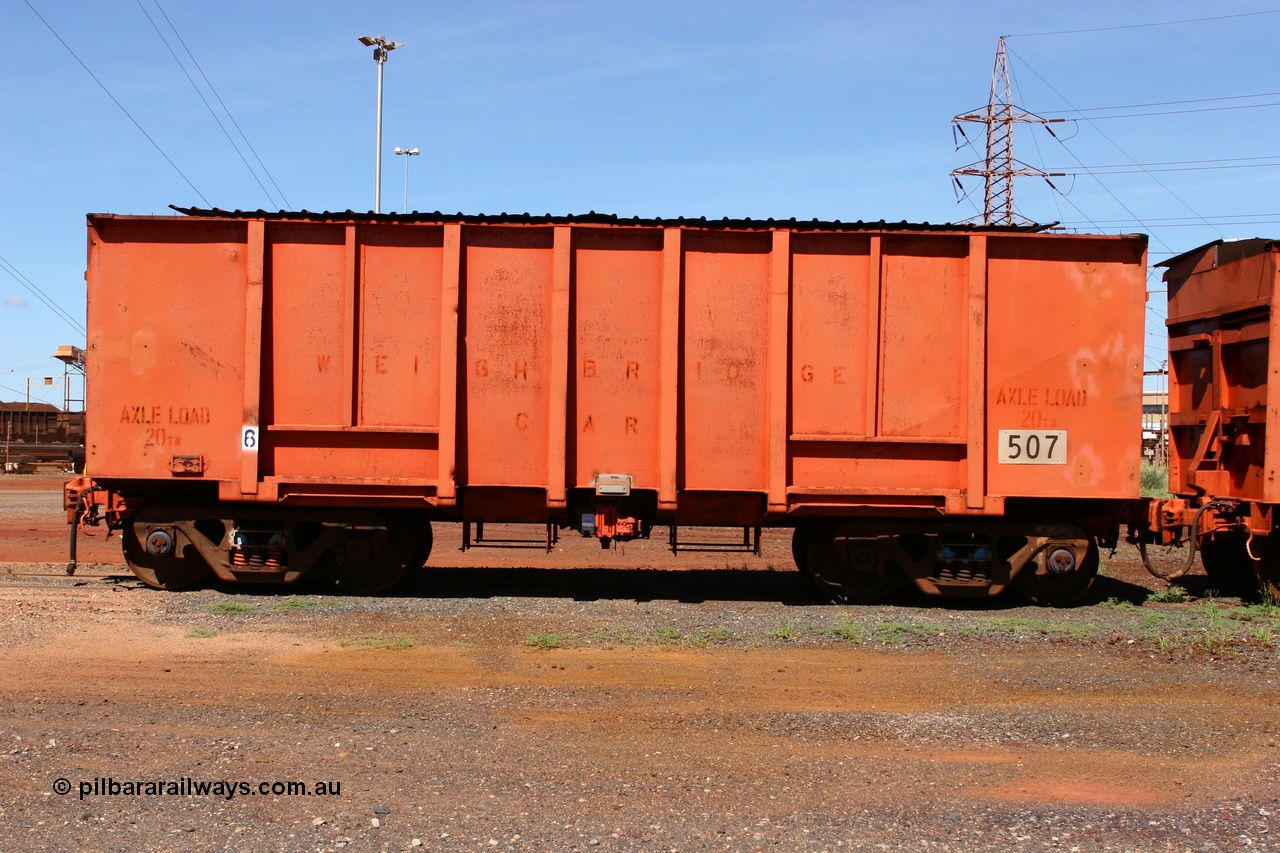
[117,502,431,594]
[799,517,1100,606]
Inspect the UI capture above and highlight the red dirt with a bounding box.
[2,479,1278,850]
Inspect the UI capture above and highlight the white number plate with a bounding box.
[997,430,1067,465]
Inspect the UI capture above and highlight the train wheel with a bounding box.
[1011,529,1098,607]
[122,506,213,591]
[1199,535,1256,598]
[791,525,813,579]
[327,514,415,595]
[805,523,906,604]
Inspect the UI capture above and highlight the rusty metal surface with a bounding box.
[83,213,1146,522]
[1161,239,1277,507]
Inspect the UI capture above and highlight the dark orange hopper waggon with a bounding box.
[64,210,1279,605]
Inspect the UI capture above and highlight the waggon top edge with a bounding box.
[156,205,1067,234]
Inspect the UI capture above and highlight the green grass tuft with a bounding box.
[768,620,798,641]
[1195,627,1234,654]
[203,601,257,615]
[1147,587,1189,604]
[1140,462,1170,498]
[526,632,573,650]
[185,628,218,639]
[876,621,943,642]
[339,635,414,650]
[272,596,318,612]
[829,621,862,643]
[1229,601,1280,622]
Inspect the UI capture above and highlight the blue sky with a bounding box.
[3,1,1278,407]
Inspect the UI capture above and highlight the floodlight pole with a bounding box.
[395,147,420,213]
[359,36,403,213]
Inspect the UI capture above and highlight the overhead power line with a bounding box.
[1039,90,1280,114]
[1006,9,1280,38]
[0,254,86,337]
[22,0,211,206]
[1045,155,1280,170]
[0,381,42,400]
[1054,162,1280,176]
[1047,101,1280,121]
[1062,212,1280,224]
[135,0,282,209]
[1005,46,1221,250]
[1070,220,1280,230]
[151,0,292,209]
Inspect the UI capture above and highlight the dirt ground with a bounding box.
[0,473,1277,852]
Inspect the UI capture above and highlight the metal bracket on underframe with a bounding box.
[460,521,559,553]
[668,525,761,557]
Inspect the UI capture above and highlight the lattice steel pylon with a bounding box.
[951,37,1059,226]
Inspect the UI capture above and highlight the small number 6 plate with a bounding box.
[997,430,1067,465]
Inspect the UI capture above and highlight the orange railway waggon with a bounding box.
[62,209,1279,604]
[1146,239,1280,600]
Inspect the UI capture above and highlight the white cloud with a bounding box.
[3,295,29,308]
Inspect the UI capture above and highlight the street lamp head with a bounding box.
[395,147,420,156]
[359,35,402,62]
[357,35,402,50]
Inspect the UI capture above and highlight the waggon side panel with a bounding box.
[261,222,441,485]
[681,231,772,493]
[461,227,554,489]
[878,235,969,440]
[357,225,443,429]
[788,233,876,440]
[86,217,248,484]
[570,228,664,490]
[266,223,348,427]
[985,235,1147,499]
[787,232,974,498]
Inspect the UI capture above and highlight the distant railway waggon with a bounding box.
[1,403,82,446]
[63,210,1277,603]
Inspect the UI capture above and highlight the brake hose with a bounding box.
[1139,502,1225,581]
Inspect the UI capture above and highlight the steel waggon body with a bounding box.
[67,209,1153,604]
[1144,239,1280,599]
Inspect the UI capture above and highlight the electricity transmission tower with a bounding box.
[951,37,1061,225]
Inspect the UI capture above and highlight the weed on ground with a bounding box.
[202,600,257,615]
[768,620,798,641]
[1147,587,1189,604]
[339,635,414,650]
[526,632,574,650]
